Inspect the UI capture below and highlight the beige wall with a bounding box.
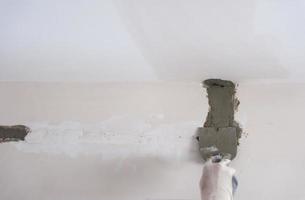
[0,82,305,200]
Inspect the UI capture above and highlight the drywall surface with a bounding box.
[1,0,305,82]
[1,82,305,200]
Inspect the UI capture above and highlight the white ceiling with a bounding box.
[1,0,305,82]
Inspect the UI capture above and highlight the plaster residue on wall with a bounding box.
[11,115,202,160]
[203,79,242,139]
[197,79,243,160]
[0,125,30,143]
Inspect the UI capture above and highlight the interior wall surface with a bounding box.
[0,82,304,200]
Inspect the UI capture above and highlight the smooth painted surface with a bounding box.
[1,0,305,82]
[1,82,305,200]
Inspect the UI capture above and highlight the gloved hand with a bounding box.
[199,157,237,200]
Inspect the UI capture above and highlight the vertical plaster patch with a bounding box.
[198,79,242,160]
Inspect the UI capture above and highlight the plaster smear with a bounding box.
[204,79,242,140]
[0,125,30,142]
[198,79,242,160]
[11,115,202,160]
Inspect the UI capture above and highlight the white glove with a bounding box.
[200,158,237,200]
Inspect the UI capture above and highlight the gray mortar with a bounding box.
[198,79,242,160]
[0,125,30,142]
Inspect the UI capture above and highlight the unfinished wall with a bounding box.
[0,81,305,200]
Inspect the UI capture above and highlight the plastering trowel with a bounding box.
[197,79,241,161]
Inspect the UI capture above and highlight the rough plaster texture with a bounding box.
[0,125,30,142]
[0,82,305,200]
[203,79,239,129]
[198,79,240,160]
[198,127,237,160]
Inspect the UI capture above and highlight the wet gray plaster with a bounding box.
[198,79,242,160]
[0,125,30,142]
